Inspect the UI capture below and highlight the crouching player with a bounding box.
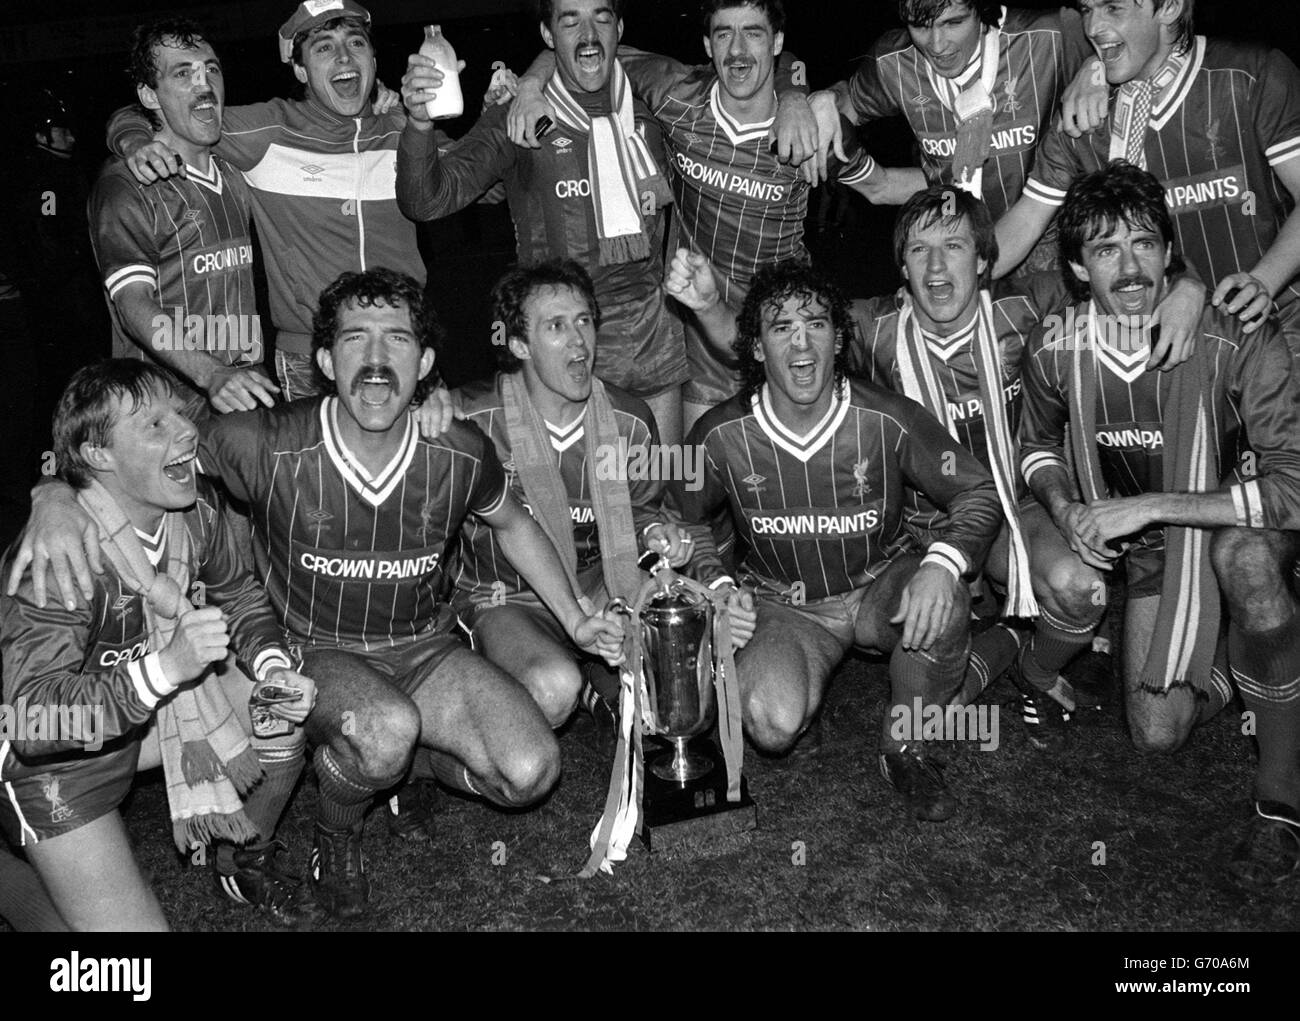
[453,261,726,730]
[0,361,317,930]
[668,262,1003,821]
[1019,162,1300,882]
[839,186,1117,745]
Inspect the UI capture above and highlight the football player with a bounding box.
[1019,162,1300,882]
[667,261,1003,821]
[90,18,278,420]
[452,260,729,730]
[1000,0,1300,351]
[1,360,317,930]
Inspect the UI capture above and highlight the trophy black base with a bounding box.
[639,738,757,852]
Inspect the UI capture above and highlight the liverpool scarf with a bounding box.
[895,290,1038,616]
[1108,46,1189,170]
[926,12,1002,196]
[544,61,673,265]
[501,373,643,606]
[1068,303,1219,692]
[77,481,263,852]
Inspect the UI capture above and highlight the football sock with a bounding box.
[242,740,305,843]
[0,845,68,932]
[1020,606,1099,692]
[314,745,387,830]
[959,623,1022,705]
[424,748,486,800]
[1230,614,1300,809]
[883,640,968,752]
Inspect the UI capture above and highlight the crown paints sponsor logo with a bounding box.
[748,507,880,536]
[1095,426,1164,450]
[1164,166,1245,214]
[1,699,105,752]
[296,548,442,581]
[673,152,786,202]
[918,123,1036,159]
[50,952,151,1001]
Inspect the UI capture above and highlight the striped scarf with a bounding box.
[544,62,672,265]
[1068,302,1219,692]
[77,480,263,852]
[925,11,1002,196]
[1108,47,1189,170]
[895,290,1038,617]
[501,373,643,606]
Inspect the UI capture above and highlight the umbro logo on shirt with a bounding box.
[301,164,325,180]
[551,137,573,154]
[912,93,932,107]
[183,209,202,223]
[112,595,133,614]
[742,472,766,496]
[305,508,333,523]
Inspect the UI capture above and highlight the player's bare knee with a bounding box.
[1127,688,1196,755]
[347,697,420,779]
[497,739,561,806]
[743,689,807,754]
[521,659,582,727]
[1040,556,1106,623]
[1212,527,1292,622]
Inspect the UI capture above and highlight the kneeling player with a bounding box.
[453,261,713,730]
[841,186,1117,745]
[0,361,317,930]
[1019,162,1300,881]
[670,262,1003,821]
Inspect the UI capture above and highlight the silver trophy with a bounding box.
[639,576,716,783]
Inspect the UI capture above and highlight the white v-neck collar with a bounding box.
[320,397,418,508]
[753,386,850,463]
[710,80,775,145]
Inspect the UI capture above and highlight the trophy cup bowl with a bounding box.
[640,582,715,783]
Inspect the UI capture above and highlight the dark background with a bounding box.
[2,0,1298,531]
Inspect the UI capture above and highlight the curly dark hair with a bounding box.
[734,262,852,404]
[128,17,211,90]
[893,185,998,290]
[1057,160,1183,300]
[898,0,1003,29]
[490,260,601,373]
[701,0,785,34]
[54,360,179,489]
[311,268,444,402]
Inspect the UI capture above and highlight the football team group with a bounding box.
[2,0,1300,931]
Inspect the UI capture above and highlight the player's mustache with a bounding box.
[350,365,400,392]
[1111,275,1155,292]
[191,91,218,108]
[573,40,605,58]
